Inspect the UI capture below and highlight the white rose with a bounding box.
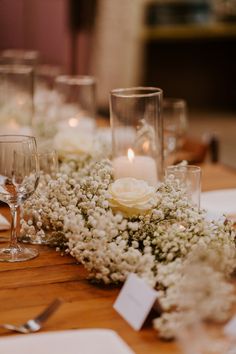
[109,177,157,216]
[53,129,94,157]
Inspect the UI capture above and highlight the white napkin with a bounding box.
[0,213,10,230]
[0,329,135,354]
[201,188,236,221]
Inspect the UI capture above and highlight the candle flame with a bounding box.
[68,117,79,127]
[127,148,134,162]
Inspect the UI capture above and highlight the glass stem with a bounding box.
[9,204,20,249]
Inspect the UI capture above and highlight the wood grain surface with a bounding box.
[0,163,235,354]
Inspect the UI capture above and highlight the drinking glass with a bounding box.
[37,148,58,179]
[19,143,58,245]
[33,68,63,139]
[110,87,163,185]
[0,49,40,67]
[163,98,188,166]
[165,165,201,209]
[54,75,96,133]
[35,64,63,91]
[0,65,34,135]
[0,135,39,261]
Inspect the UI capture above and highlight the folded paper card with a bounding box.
[0,329,134,354]
[114,273,158,331]
[201,188,236,221]
[0,213,10,230]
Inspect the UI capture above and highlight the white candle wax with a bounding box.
[113,155,158,186]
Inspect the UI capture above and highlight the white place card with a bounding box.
[113,273,158,331]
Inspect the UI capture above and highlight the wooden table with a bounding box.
[0,163,236,354]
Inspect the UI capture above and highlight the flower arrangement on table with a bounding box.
[17,85,236,340]
[20,138,236,339]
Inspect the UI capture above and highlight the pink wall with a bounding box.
[0,0,72,72]
[0,0,24,48]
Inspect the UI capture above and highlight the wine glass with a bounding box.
[37,141,59,179]
[0,135,39,262]
[165,165,201,209]
[19,143,59,245]
[0,49,40,67]
[163,98,188,167]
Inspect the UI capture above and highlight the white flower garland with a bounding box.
[20,153,236,339]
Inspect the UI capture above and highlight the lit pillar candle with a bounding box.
[113,148,158,186]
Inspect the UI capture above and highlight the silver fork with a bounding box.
[0,298,63,334]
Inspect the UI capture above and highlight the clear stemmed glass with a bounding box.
[19,144,59,245]
[163,98,188,167]
[165,165,201,209]
[0,135,39,262]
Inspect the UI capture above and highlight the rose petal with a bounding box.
[109,177,157,216]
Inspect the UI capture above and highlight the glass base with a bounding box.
[0,246,38,262]
[19,231,65,248]
[19,235,50,245]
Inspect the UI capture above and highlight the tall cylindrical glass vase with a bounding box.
[54,75,96,133]
[0,65,34,135]
[110,87,163,185]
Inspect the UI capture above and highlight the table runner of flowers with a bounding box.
[20,137,236,339]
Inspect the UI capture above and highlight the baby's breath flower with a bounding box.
[19,143,236,340]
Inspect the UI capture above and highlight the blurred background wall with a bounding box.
[0,0,71,70]
[0,0,236,167]
[1,0,236,112]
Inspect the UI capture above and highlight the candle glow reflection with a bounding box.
[68,117,79,127]
[128,148,134,162]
